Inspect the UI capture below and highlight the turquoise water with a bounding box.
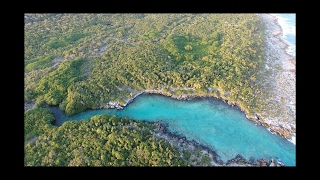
[52,94,296,166]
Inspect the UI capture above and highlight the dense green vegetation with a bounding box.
[25,14,269,116]
[24,108,211,166]
[34,58,85,110]
[24,14,272,166]
[24,56,54,72]
[24,108,55,141]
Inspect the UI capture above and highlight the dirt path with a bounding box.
[25,136,39,146]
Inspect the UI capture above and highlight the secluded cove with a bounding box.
[48,93,296,166]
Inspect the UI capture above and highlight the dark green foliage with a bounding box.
[48,39,67,49]
[201,154,212,166]
[24,115,192,166]
[25,14,267,116]
[34,58,84,106]
[142,31,161,39]
[47,33,88,49]
[64,33,88,43]
[25,56,54,72]
[24,14,272,166]
[162,34,205,63]
[183,150,192,160]
[24,108,55,141]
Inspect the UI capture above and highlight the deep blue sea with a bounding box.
[271,13,296,57]
[51,94,296,166]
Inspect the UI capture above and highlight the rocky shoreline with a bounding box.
[102,90,288,166]
[102,14,296,144]
[148,120,285,166]
[256,14,296,144]
[134,14,296,143]
[101,14,296,166]
[25,14,294,166]
[107,85,293,144]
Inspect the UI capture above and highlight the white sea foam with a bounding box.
[292,26,295,36]
[267,128,276,135]
[292,136,296,145]
[271,14,296,57]
[277,16,293,37]
[288,133,296,145]
[271,14,295,36]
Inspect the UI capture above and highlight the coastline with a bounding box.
[111,14,296,145]
[144,120,284,166]
[105,90,291,166]
[268,14,296,62]
[25,14,295,166]
[24,14,296,143]
[256,14,296,145]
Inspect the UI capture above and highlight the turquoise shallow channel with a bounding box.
[50,93,296,166]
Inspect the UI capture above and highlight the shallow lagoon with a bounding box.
[49,93,296,166]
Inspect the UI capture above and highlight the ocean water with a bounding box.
[55,94,296,166]
[270,13,296,57]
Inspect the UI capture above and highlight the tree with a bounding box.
[184,45,192,51]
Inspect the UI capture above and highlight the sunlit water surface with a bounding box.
[49,94,296,166]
